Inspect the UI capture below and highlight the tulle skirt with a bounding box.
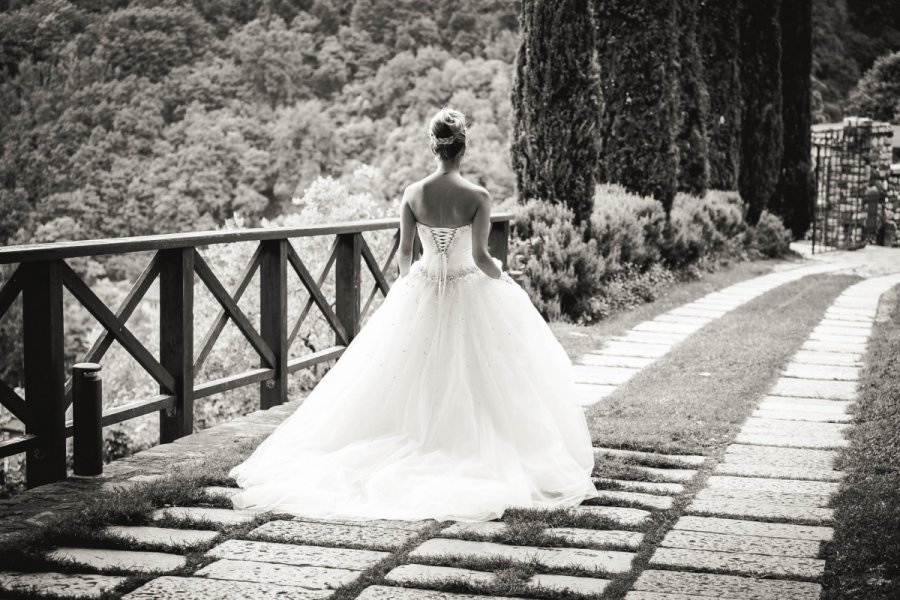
[228,261,599,522]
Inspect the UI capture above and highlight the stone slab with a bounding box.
[668,307,728,319]
[714,463,843,481]
[440,522,643,549]
[250,520,419,550]
[594,447,706,468]
[791,350,863,366]
[693,488,831,508]
[294,516,434,532]
[635,321,702,335]
[617,331,687,345]
[759,397,852,413]
[735,432,848,450]
[46,547,186,572]
[572,365,641,385]
[673,516,833,541]
[207,539,389,570]
[801,340,867,354]
[752,409,852,423]
[574,383,617,406]
[408,538,635,574]
[654,314,714,326]
[121,575,325,599]
[622,466,697,483]
[593,478,685,495]
[549,527,644,549]
[529,572,611,595]
[575,505,652,527]
[687,499,833,523]
[817,320,872,331]
[809,331,869,344]
[632,569,822,600]
[577,354,655,369]
[151,506,257,527]
[648,548,824,579]
[0,571,127,599]
[195,558,358,590]
[102,525,219,548]
[740,417,849,436]
[660,529,822,558]
[782,363,860,381]
[724,444,837,470]
[704,476,839,496]
[770,377,858,400]
[356,586,528,600]
[597,341,671,359]
[814,325,871,338]
[595,490,674,510]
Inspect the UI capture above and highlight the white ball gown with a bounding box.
[228,220,599,522]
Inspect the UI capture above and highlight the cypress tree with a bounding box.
[676,0,711,196]
[739,0,784,225]
[698,0,741,191]
[510,0,600,225]
[594,0,679,214]
[775,0,813,238]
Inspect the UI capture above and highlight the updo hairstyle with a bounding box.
[429,107,467,161]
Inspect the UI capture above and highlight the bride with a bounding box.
[228,107,599,522]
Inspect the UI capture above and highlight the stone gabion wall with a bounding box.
[811,117,895,249]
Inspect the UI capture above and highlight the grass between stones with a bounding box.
[584,273,861,457]
[550,258,795,361]
[822,284,900,600]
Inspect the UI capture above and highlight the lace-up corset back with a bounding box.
[414,221,476,294]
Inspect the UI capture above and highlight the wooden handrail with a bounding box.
[0,213,514,264]
[0,213,515,489]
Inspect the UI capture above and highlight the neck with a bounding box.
[435,159,461,175]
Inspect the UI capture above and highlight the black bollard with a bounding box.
[73,362,103,476]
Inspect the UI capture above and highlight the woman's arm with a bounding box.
[397,191,416,277]
[471,190,502,279]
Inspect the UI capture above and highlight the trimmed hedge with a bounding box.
[511,185,793,322]
[511,0,600,224]
[595,0,679,213]
[676,0,711,196]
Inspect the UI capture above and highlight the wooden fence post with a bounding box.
[489,220,511,269]
[335,233,361,344]
[260,240,288,409]
[158,248,194,443]
[21,260,66,488]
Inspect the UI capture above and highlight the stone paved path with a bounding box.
[4,254,897,600]
[572,261,846,406]
[628,273,900,600]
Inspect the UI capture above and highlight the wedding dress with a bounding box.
[228,220,599,522]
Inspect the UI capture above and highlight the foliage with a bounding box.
[509,199,604,322]
[511,184,792,324]
[774,0,814,240]
[698,0,741,190]
[846,50,900,123]
[675,0,710,196]
[510,0,600,225]
[738,0,784,225]
[594,0,679,213]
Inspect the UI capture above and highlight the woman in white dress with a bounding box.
[228,107,599,522]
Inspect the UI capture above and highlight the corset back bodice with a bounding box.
[415,222,477,295]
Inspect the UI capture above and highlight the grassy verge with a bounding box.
[822,285,900,600]
[550,257,798,361]
[584,273,860,457]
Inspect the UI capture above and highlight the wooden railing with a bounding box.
[0,213,513,489]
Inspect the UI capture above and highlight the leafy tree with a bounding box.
[774,0,813,238]
[594,0,679,214]
[511,0,600,225]
[739,0,783,225]
[698,0,741,190]
[676,0,710,196]
[847,50,900,123]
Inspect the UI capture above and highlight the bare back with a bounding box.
[406,173,485,228]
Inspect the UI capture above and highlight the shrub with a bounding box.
[746,210,792,257]
[590,184,666,273]
[510,200,604,322]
